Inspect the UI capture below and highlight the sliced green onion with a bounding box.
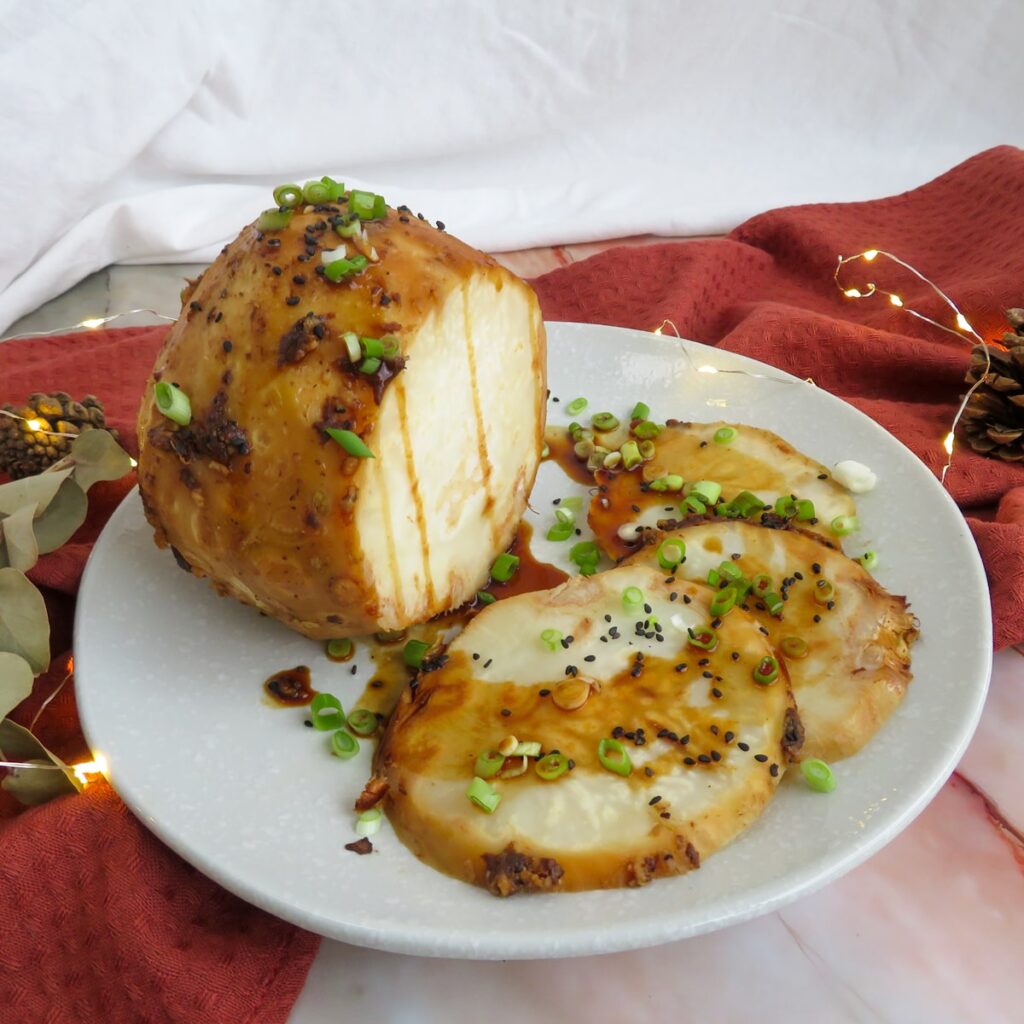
[663,474,684,492]
[476,591,496,606]
[795,498,816,521]
[569,541,600,576]
[597,737,632,777]
[780,636,809,659]
[813,580,835,605]
[320,175,345,200]
[334,214,362,238]
[257,208,294,232]
[273,183,303,208]
[801,757,836,793]
[302,180,332,204]
[830,514,861,537]
[707,567,722,587]
[648,477,668,492]
[342,331,362,363]
[657,538,685,571]
[466,776,501,813]
[623,586,644,611]
[633,420,662,440]
[326,638,353,661]
[714,426,738,445]
[546,522,574,542]
[540,628,564,652]
[331,730,360,759]
[475,750,505,778]
[763,591,784,616]
[355,807,383,836]
[555,506,576,526]
[325,427,375,459]
[348,189,377,219]
[380,334,401,359]
[687,627,719,652]
[311,692,345,730]
[560,496,584,511]
[154,381,192,426]
[709,585,738,618]
[325,256,368,282]
[630,401,650,421]
[732,490,765,517]
[591,412,619,432]
[683,494,707,515]
[858,550,878,571]
[359,356,382,375]
[774,495,797,518]
[568,421,584,440]
[513,740,542,758]
[603,451,622,470]
[347,709,379,736]
[638,440,656,460]
[753,655,779,685]
[718,560,743,581]
[403,639,431,668]
[491,552,520,583]
[361,336,385,358]
[535,752,569,781]
[372,194,387,219]
[751,573,772,596]
[689,480,721,505]
[620,440,643,471]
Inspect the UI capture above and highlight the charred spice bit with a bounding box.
[483,658,493,669]
[344,838,374,855]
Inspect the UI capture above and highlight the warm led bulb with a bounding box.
[889,294,903,307]
[943,432,955,455]
[24,418,43,432]
[698,365,718,374]
[653,325,663,335]
[955,312,972,332]
[72,754,108,786]
[862,249,879,262]
[844,288,862,298]
[80,317,106,330]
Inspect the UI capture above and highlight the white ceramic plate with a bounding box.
[76,322,991,959]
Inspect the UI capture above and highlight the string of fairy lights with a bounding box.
[0,254,996,788]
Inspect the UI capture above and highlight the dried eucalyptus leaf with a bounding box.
[0,718,81,805]
[0,652,33,719]
[33,478,88,554]
[0,468,73,517]
[1,504,40,572]
[1,759,78,805]
[70,429,132,493]
[0,568,50,674]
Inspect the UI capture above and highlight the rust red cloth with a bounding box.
[2,145,1024,1021]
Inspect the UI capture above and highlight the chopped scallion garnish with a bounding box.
[475,750,505,778]
[466,776,501,813]
[780,636,809,659]
[272,183,303,209]
[858,550,878,571]
[565,396,589,416]
[569,541,600,576]
[795,498,816,521]
[657,538,685,571]
[687,627,719,652]
[403,639,431,668]
[476,591,496,606]
[622,586,644,611]
[597,737,632,777]
[591,412,619,432]
[633,420,662,440]
[311,692,345,730]
[359,356,382,375]
[801,757,836,792]
[546,522,574,542]
[830,515,861,537]
[540,628,564,652]
[513,740,542,758]
[346,709,379,736]
[555,506,576,526]
[620,440,643,470]
[491,552,520,583]
[325,427,375,459]
[753,656,779,685]
[714,426,738,445]
[302,179,332,204]
[331,730,360,759]
[355,807,383,836]
[342,331,362,363]
[688,480,721,505]
[325,638,353,661]
[257,208,294,232]
[535,752,569,780]
[813,580,835,605]
[774,495,797,518]
[630,401,650,421]
[154,381,192,426]
[709,585,738,618]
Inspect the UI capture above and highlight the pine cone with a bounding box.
[0,392,116,479]
[960,309,1024,462]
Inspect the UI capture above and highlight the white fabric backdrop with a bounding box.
[1,0,1022,333]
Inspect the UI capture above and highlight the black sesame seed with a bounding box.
[436,220,445,231]
[539,688,551,696]
[817,473,828,480]
[631,504,641,513]
[794,571,804,580]
[711,750,721,762]
[826,600,835,610]
[812,562,821,574]
[702,670,713,679]
[350,665,358,675]
[472,653,480,660]
[604,614,612,623]
[697,754,711,764]
[649,795,662,805]
[271,266,282,275]
[222,340,233,352]
[738,741,749,751]
[669,592,678,602]
[660,811,671,819]
[565,665,578,677]
[724,731,734,743]
[567,759,576,770]
[698,657,709,666]
[674,663,687,672]
[313,323,325,339]
[644,766,654,777]
[813,614,822,623]
[483,658,493,669]
[679,734,689,745]
[292,274,306,285]
[643,603,652,614]
[683,595,692,604]
[700,440,708,448]
[500,708,511,717]
[731,552,741,561]
[684,757,696,766]
[711,688,722,698]
[755,753,768,762]
[399,215,410,222]
[285,296,300,306]
[730,651,740,661]
[612,726,625,738]
[770,763,779,777]
[710,725,719,735]
[303,719,312,727]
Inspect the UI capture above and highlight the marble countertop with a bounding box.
[5,247,1020,1024]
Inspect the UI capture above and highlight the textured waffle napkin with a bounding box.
[2,145,1024,1022]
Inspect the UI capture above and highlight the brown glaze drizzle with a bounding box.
[543,426,596,486]
[264,665,316,705]
[482,520,570,601]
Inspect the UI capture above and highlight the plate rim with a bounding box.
[76,321,993,958]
